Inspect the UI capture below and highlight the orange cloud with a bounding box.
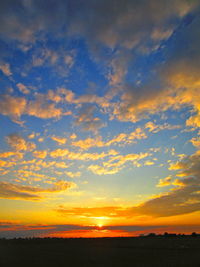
[0,95,26,122]
[33,150,47,159]
[156,176,172,187]
[0,63,12,76]
[16,83,30,94]
[51,136,67,145]
[26,95,63,119]
[50,149,69,158]
[88,164,121,175]
[0,180,76,201]
[0,160,16,168]
[0,93,71,123]
[6,134,36,152]
[190,137,200,148]
[56,206,131,219]
[0,151,23,159]
[71,127,147,150]
[50,148,118,161]
[88,152,150,175]
[145,121,181,133]
[64,171,81,178]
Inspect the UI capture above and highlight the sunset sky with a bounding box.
[1,0,200,238]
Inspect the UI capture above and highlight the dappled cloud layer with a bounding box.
[0,0,200,237]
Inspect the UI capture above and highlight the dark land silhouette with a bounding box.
[1,234,200,267]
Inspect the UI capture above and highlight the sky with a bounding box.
[0,0,200,238]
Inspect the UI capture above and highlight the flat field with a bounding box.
[0,236,200,267]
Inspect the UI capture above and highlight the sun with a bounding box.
[97,223,103,228]
[93,216,108,228]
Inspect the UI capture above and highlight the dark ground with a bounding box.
[0,236,200,267]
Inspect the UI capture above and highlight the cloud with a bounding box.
[54,162,70,169]
[0,223,94,238]
[75,104,105,133]
[0,2,199,129]
[71,127,147,150]
[57,147,200,217]
[0,63,12,76]
[88,152,150,175]
[88,164,121,175]
[26,94,63,119]
[0,0,186,46]
[28,133,36,139]
[0,92,73,123]
[33,150,47,159]
[156,176,172,187]
[70,0,195,50]
[51,136,67,145]
[0,95,26,122]
[132,150,200,217]
[0,180,76,201]
[190,137,200,148]
[71,136,104,150]
[68,149,118,161]
[19,160,69,170]
[65,171,81,178]
[16,170,45,179]
[0,182,42,200]
[16,83,30,94]
[0,0,200,223]
[145,122,181,133]
[0,151,23,159]
[0,160,16,168]
[56,206,131,218]
[1,221,200,238]
[50,148,118,161]
[32,48,58,67]
[98,10,200,126]
[50,149,69,158]
[108,51,130,86]
[105,127,147,146]
[64,54,74,66]
[53,87,112,109]
[70,133,77,140]
[61,148,200,217]
[0,0,71,43]
[6,134,36,152]
[144,160,155,166]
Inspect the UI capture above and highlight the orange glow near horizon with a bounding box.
[41,229,133,238]
[1,222,200,239]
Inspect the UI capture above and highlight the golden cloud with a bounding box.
[156,176,172,187]
[0,180,76,201]
[6,134,36,152]
[88,152,150,175]
[72,127,147,150]
[190,137,200,148]
[51,136,67,145]
[50,148,118,161]
[145,121,181,133]
[33,150,47,159]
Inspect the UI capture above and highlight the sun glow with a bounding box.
[93,216,109,228]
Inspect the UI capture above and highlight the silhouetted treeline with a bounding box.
[0,232,199,242]
[143,232,200,238]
